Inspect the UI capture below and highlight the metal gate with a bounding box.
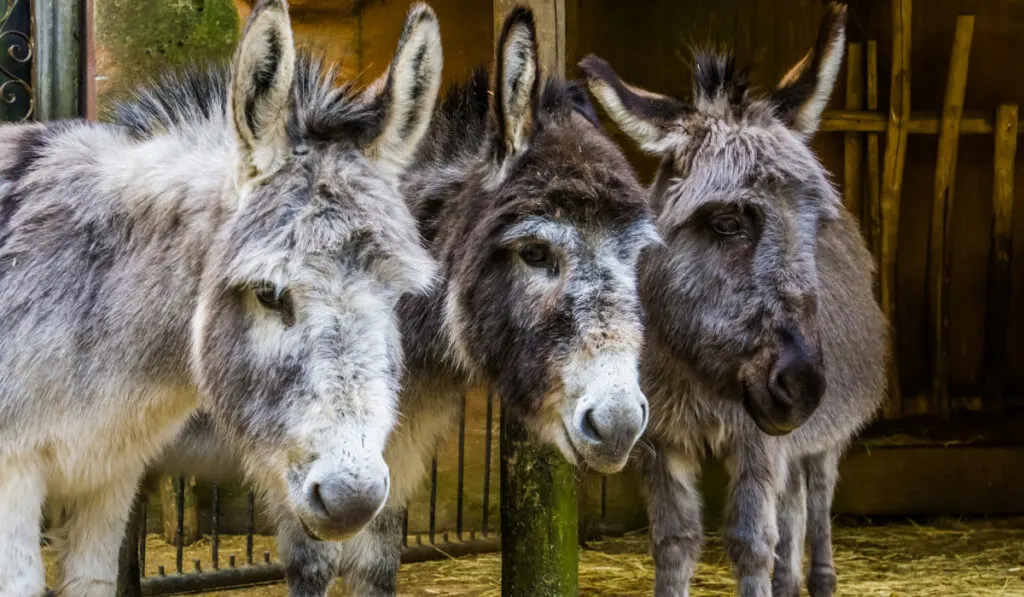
[0,0,33,121]
[0,0,86,124]
[121,390,506,595]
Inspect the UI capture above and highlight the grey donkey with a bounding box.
[0,0,444,594]
[581,4,887,597]
[133,6,657,597]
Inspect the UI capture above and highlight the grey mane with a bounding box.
[110,53,380,146]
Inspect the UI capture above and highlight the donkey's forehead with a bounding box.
[652,117,840,228]
[669,117,833,197]
[228,151,421,275]
[500,215,658,251]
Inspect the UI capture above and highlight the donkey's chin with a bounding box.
[741,383,803,437]
[558,419,631,475]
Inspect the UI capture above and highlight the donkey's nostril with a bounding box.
[639,401,649,428]
[773,369,795,404]
[581,408,603,443]
[308,482,329,518]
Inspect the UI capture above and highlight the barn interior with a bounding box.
[7,0,1022,594]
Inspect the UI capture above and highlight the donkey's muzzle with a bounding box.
[744,328,826,436]
[301,458,390,541]
[572,388,648,473]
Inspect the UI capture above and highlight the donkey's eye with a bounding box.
[711,214,742,236]
[254,283,284,310]
[519,244,555,271]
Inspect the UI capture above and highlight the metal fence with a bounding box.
[123,390,511,595]
[0,0,34,122]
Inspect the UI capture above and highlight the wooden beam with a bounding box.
[159,475,199,547]
[819,109,1022,134]
[927,14,974,418]
[843,43,865,227]
[983,105,1018,414]
[879,0,912,419]
[493,0,566,76]
[865,41,882,296]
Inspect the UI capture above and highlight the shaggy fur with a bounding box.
[130,7,656,597]
[0,1,442,595]
[582,4,886,597]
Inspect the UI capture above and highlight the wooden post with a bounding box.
[33,0,83,120]
[500,417,579,596]
[927,14,974,418]
[159,475,199,546]
[865,41,882,295]
[493,0,565,79]
[879,0,912,419]
[843,43,864,227]
[493,2,576,594]
[983,104,1018,414]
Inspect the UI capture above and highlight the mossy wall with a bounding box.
[95,0,240,112]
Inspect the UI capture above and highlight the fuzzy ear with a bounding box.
[770,2,847,139]
[229,0,296,182]
[493,7,540,161]
[580,54,691,156]
[363,3,443,175]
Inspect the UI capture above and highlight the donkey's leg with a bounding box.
[115,492,147,597]
[771,458,807,597]
[0,462,46,597]
[335,505,405,597]
[336,391,462,597]
[275,513,344,597]
[645,446,703,597]
[804,450,839,597]
[724,439,783,597]
[57,474,139,597]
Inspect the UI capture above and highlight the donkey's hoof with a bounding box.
[807,567,837,597]
[772,573,801,597]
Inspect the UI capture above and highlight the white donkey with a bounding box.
[0,0,443,594]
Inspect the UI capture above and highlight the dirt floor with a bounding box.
[43,518,1024,596]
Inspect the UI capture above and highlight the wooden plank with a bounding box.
[843,43,865,226]
[927,14,974,418]
[494,0,565,76]
[159,475,199,546]
[834,445,1024,516]
[983,105,1019,414]
[865,41,882,295]
[819,109,1020,134]
[879,0,912,419]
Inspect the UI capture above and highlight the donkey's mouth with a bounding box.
[297,515,325,542]
[741,383,798,437]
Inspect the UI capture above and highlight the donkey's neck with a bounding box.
[13,120,232,386]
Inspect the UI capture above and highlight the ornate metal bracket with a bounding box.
[0,0,34,122]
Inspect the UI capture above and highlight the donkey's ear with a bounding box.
[580,54,690,156]
[363,3,443,175]
[770,2,847,139]
[229,0,296,182]
[493,7,540,161]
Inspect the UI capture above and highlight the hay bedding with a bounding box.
[43,519,1024,596]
